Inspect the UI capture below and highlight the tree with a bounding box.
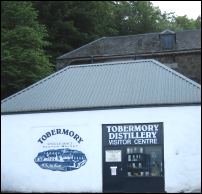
[195,16,201,29]
[112,1,167,35]
[1,1,53,99]
[32,1,117,62]
[169,15,201,31]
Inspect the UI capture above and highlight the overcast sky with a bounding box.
[151,1,201,19]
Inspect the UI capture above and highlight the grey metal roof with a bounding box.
[1,59,201,113]
[57,29,201,60]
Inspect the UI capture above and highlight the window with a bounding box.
[126,145,163,177]
[160,34,176,50]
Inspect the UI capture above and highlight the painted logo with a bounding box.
[34,148,87,172]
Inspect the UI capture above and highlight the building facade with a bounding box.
[56,29,201,84]
[1,60,201,193]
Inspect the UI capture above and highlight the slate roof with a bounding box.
[1,59,201,113]
[57,29,201,60]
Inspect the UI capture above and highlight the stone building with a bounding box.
[56,29,201,83]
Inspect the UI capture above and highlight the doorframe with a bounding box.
[102,122,165,193]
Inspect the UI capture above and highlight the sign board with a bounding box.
[33,127,87,172]
[103,122,163,146]
[105,150,122,162]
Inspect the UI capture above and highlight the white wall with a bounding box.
[1,106,201,193]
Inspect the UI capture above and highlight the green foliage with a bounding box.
[170,15,201,30]
[32,1,117,61]
[1,1,53,99]
[112,1,164,35]
[195,16,201,29]
[157,13,201,31]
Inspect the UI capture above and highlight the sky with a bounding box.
[151,1,201,19]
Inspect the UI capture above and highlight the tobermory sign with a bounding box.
[34,128,87,172]
[102,122,163,146]
[37,128,84,144]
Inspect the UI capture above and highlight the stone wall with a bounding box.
[175,53,201,84]
[152,52,201,84]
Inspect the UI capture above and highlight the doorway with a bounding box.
[102,122,165,193]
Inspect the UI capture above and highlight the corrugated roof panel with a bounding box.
[1,59,201,113]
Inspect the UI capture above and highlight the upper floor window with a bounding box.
[159,30,176,50]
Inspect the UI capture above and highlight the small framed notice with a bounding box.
[105,150,122,162]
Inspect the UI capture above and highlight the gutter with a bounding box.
[56,49,201,65]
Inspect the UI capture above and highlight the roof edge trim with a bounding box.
[1,103,201,115]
